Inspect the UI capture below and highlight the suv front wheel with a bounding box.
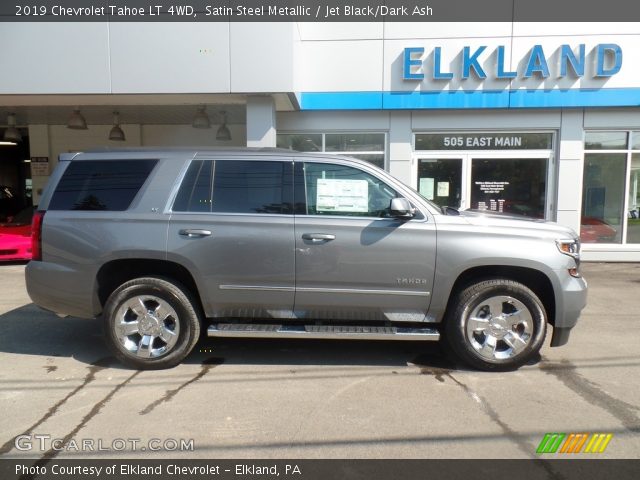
[103,277,201,369]
[445,279,547,371]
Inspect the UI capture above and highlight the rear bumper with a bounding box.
[26,261,98,319]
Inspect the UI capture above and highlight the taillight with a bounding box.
[31,210,45,261]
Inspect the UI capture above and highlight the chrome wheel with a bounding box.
[114,295,180,358]
[465,295,533,361]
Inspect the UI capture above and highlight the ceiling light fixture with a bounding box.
[216,111,231,141]
[4,113,22,143]
[67,108,87,130]
[192,105,211,129]
[108,111,125,141]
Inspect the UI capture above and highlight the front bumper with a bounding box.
[549,270,588,347]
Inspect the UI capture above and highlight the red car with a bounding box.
[580,216,618,243]
[0,206,34,261]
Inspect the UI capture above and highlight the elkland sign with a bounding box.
[403,44,623,81]
[300,42,635,109]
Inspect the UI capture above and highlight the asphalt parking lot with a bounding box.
[0,262,639,460]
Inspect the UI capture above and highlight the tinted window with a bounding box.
[212,161,291,214]
[49,160,157,211]
[173,160,213,212]
[173,160,292,214]
[300,162,398,217]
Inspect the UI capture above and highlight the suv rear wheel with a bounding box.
[103,277,201,369]
[445,279,547,371]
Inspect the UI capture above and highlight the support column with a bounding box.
[388,111,413,186]
[27,124,50,205]
[246,96,276,148]
[556,110,584,232]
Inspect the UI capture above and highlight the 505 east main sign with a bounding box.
[403,44,623,81]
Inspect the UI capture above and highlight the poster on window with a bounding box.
[419,178,435,200]
[437,181,450,197]
[316,179,368,212]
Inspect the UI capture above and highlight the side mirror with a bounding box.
[389,197,414,219]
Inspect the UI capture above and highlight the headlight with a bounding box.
[556,238,580,258]
[556,238,581,277]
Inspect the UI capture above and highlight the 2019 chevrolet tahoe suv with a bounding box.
[26,148,587,371]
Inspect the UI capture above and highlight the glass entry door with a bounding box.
[416,156,464,209]
[470,156,548,218]
[415,152,552,218]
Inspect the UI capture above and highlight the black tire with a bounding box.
[444,279,547,371]
[103,277,201,370]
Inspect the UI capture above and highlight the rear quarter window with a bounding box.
[48,160,157,211]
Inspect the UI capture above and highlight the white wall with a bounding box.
[3,22,639,96]
[141,124,246,147]
[297,23,640,93]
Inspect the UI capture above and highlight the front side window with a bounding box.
[173,160,293,214]
[299,162,398,217]
[49,159,157,211]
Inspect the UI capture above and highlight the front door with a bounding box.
[293,160,436,322]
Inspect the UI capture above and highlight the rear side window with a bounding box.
[173,160,293,214]
[48,160,157,211]
[172,160,213,212]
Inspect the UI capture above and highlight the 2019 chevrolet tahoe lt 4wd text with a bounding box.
[25,148,587,371]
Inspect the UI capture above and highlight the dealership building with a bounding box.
[1,21,639,261]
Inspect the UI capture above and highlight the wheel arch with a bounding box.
[445,265,556,326]
[95,259,205,317]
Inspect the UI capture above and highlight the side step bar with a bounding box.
[207,323,440,341]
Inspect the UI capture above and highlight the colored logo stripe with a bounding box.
[536,433,566,453]
[584,433,613,453]
[537,433,613,454]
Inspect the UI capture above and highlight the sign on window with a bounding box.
[316,179,368,213]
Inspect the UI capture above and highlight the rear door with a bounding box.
[293,160,437,322]
[167,157,296,319]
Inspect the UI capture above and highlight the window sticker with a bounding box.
[419,178,435,200]
[437,181,450,197]
[316,179,368,212]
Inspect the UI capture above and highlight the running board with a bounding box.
[207,323,440,341]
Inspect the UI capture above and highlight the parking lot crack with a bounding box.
[139,358,224,416]
[443,372,566,480]
[17,370,141,479]
[540,358,640,433]
[0,356,113,456]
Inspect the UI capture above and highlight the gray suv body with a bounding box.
[26,148,587,370]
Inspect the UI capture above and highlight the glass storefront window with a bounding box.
[276,134,322,152]
[584,131,628,150]
[325,133,385,152]
[631,132,640,150]
[627,154,640,244]
[277,132,386,169]
[581,153,626,244]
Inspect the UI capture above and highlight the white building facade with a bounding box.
[1,22,639,260]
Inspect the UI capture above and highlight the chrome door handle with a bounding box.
[302,233,336,242]
[179,229,212,238]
